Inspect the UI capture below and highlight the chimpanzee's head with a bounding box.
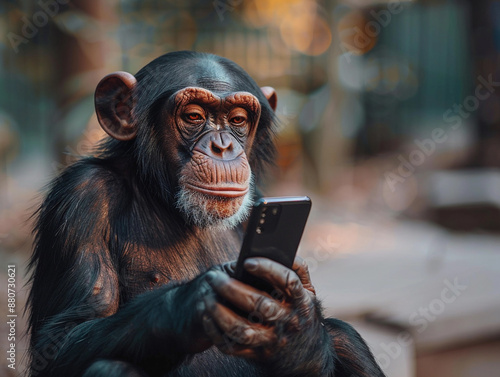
[94,51,277,229]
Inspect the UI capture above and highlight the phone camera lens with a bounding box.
[256,227,262,234]
[259,219,265,224]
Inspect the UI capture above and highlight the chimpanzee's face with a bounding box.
[167,87,262,229]
[94,53,277,230]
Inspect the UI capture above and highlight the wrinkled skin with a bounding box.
[203,257,325,369]
[171,87,260,228]
[181,257,321,356]
[143,255,334,377]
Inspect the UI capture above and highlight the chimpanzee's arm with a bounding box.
[27,165,211,376]
[29,248,236,377]
[29,252,216,377]
[324,318,386,377]
[258,303,386,377]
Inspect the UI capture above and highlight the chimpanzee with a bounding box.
[27,51,385,377]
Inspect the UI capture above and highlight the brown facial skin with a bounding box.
[171,87,261,224]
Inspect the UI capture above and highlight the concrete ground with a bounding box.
[299,196,500,377]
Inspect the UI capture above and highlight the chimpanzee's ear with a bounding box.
[260,86,277,112]
[95,71,137,141]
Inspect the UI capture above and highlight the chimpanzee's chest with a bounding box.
[118,262,171,300]
[117,230,242,305]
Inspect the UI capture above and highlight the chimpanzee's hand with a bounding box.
[201,257,334,376]
[167,262,240,355]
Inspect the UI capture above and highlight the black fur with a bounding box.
[27,51,385,377]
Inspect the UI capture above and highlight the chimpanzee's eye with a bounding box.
[187,113,203,121]
[229,116,246,125]
[182,104,206,124]
[228,108,248,127]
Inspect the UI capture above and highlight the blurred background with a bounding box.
[1,0,500,376]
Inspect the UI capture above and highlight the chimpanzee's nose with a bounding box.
[209,132,235,159]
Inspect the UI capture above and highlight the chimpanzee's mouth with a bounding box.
[184,182,249,198]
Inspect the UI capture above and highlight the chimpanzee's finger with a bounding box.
[203,313,262,358]
[206,270,288,321]
[292,256,316,295]
[202,314,225,345]
[220,261,237,277]
[203,308,257,358]
[204,295,278,347]
[243,258,312,307]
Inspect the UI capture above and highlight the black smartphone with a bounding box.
[234,196,312,293]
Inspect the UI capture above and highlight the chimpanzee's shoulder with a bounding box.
[54,157,129,192]
[39,157,133,220]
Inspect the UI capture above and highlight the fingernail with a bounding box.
[205,270,217,283]
[244,328,255,338]
[244,258,258,271]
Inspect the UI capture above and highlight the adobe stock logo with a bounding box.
[443,75,500,129]
[7,0,70,53]
[384,74,500,193]
[375,278,467,370]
